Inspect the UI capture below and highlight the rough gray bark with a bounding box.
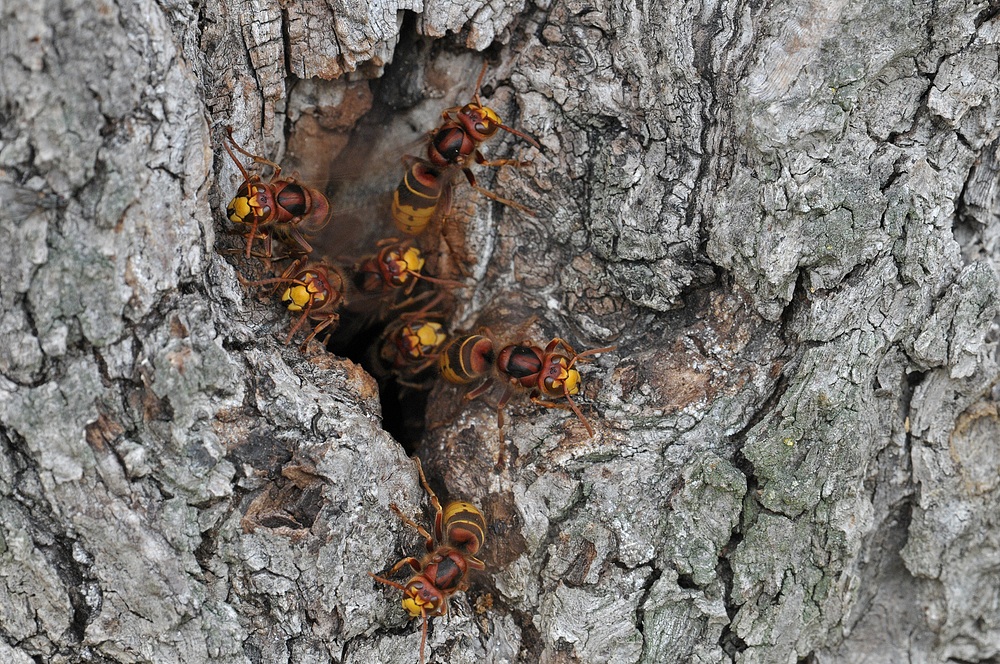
[1,1,999,664]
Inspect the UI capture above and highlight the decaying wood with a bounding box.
[1,0,998,662]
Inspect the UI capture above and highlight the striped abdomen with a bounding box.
[392,160,444,235]
[442,501,486,556]
[439,334,495,384]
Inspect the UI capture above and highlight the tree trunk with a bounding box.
[2,0,998,663]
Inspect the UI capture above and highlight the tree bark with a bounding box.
[1,0,999,663]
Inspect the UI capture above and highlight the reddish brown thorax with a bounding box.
[496,344,545,389]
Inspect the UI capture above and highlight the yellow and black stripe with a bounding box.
[392,160,444,235]
[439,334,495,384]
[442,501,486,556]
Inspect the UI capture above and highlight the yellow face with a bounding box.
[480,106,501,129]
[462,103,502,136]
[402,581,441,617]
[415,322,445,351]
[227,183,268,225]
[385,246,425,287]
[544,357,581,396]
[401,247,425,274]
[281,272,326,312]
[563,368,582,395]
[401,595,427,617]
[402,322,446,359]
[228,195,251,224]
